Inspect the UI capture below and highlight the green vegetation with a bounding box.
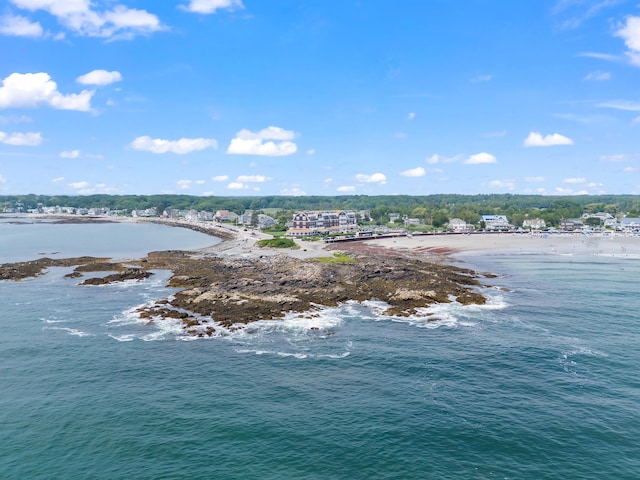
[311,253,357,264]
[256,237,298,248]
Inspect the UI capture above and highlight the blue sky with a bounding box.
[1,0,640,197]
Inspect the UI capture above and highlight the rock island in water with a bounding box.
[0,218,492,337]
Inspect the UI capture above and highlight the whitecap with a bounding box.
[44,326,92,337]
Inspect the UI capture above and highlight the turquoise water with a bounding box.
[1,225,639,479]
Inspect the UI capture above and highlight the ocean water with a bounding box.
[1,224,639,479]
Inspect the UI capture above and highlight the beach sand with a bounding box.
[358,232,640,260]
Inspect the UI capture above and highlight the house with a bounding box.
[389,213,400,223]
[214,210,239,223]
[523,218,546,229]
[447,218,470,231]
[288,210,357,236]
[481,214,511,231]
[619,217,640,232]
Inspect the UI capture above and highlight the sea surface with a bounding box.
[1,223,639,479]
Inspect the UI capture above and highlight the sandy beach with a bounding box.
[358,232,640,260]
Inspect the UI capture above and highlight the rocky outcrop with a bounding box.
[1,248,493,336]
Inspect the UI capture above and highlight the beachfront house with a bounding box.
[214,210,239,223]
[288,210,358,236]
[523,218,546,230]
[447,218,470,231]
[481,214,511,231]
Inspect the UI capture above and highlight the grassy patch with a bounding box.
[311,253,356,264]
[256,237,298,248]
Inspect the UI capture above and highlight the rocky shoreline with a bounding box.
[0,238,494,337]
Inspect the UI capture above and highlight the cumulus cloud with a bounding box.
[226,126,298,157]
[489,179,516,190]
[563,177,586,184]
[356,173,387,184]
[408,112,415,120]
[76,70,122,86]
[60,149,80,158]
[337,185,356,193]
[181,0,244,14]
[0,14,43,37]
[523,132,574,147]
[307,149,316,155]
[177,179,192,190]
[51,176,65,183]
[236,174,270,183]
[615,15,640,66]
[400,166,426,177]
[464,152,497,165]
[426,153,462,164]
[212,175,229,181]
[8,0,164,40]
[69,181,90,189]
[130,135,218,154]
[584,70,610,81]
[227,182,246,190]
[0,72,94,111]
[0,130,42,146]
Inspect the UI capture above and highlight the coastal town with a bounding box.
[3,201,640,237]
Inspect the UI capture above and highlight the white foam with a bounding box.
[44,326,92,337]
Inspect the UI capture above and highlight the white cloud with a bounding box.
[600,154,634,162]
[0,174,6,183]
[464,152,497,165]
[227,182,246,190]
[624,166,637,172]
[0,14,43,37]
[356,173,387,184]
[578,52,621,62]
[584,70,610,81]
[51,176,65,183]
[0,72,94,111]
[0,114,31,124]
[563,177,586,184]
[337,185,355,192]
[0,130,42,146]
[615,15,640,66]
[236,174,270,183]
[177,179,192,190]
[597,100,640,111]
[76,69,122,86]
[69,181,90,189]
[60,149,80,158]
[307,149,316,155]
[524,176,546,183]
[489,179,516,190]
[9,0,164,40]
[408,112,415,120]
[130,135,218,154]
[281,186,307,196]
[426,153,462,164]
[226,126,298,157]
[400,166,426,177]
[212,175,228,181]
[181,0,244,14]
[523,132,573,147]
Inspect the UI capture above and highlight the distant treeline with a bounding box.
[2,194,640,227]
